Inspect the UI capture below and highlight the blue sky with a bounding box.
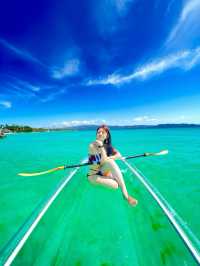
[0,0,200,127]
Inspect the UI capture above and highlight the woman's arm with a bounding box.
[109,151,122,160]
[89,141,108,164]
[89,141,121,164]
[93,140,108,164]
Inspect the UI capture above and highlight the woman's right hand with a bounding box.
[94,139,103,147]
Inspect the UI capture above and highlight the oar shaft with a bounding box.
[64,162,90,169]
[64,153,147,169]
[125,153,146,160]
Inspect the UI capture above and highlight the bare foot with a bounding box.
[127,196,138,207]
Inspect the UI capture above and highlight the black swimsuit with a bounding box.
[87,144,117,177]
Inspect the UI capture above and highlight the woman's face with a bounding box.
[97,128,107,141]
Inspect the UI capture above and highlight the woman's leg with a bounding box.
[101,160,128,197]
[101,160,137,205]
[88,174,119,190]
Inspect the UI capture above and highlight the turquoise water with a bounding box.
[0,128,200,265]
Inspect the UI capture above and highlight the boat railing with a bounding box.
[123,160,200,265]
[0,159,87,266]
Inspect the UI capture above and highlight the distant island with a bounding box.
[0,124,47,133]
[1,123,200,133]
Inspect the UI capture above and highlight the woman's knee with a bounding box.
[113,181,119,189]
[105,162,122,176]
[87,175,97,184]
[109,169,123,181]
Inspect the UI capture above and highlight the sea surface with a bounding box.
[0,128,200,265]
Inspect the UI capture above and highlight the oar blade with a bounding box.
[18,172,46,177]
[18,166,65,177]
[156,150,169,156]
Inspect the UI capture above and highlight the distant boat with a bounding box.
[1,128,12,137]
[0,129,8,138]
[0,132,5,138]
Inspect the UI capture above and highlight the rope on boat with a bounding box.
[123,160,200,265]
[2,159,86,266]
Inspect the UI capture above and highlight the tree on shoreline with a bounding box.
[1,124,46,133]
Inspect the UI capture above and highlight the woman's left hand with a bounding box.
[119,156,126,161]
[109,154,125,161]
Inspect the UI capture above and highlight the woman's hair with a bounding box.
[96,124,111,145]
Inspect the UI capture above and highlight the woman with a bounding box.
[87,125,138,206]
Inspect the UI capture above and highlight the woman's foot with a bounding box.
[127,195,138,206]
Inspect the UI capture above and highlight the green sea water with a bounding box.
[0,128,200,265]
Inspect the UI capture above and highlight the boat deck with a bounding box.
[1,165,199,266]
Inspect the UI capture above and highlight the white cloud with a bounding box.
[7,78,64,103]
[179,115,186,120]
[53,117,160,127]
[86,47,200,86]
[165,0,176,15]
[0,101,12,109]
[15,79,41,92]
[133,116,158,124]
[50,119,107,128]
[93,0,134,36]
[166,0,200,48]
[62,120,97,127]
[0,38,43,65]
[114,0,134,15]
[86,73,123,86]
[41,89,66,103]
[29,86,40,92]
[52,59,80,79]
[7,83,37,99]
